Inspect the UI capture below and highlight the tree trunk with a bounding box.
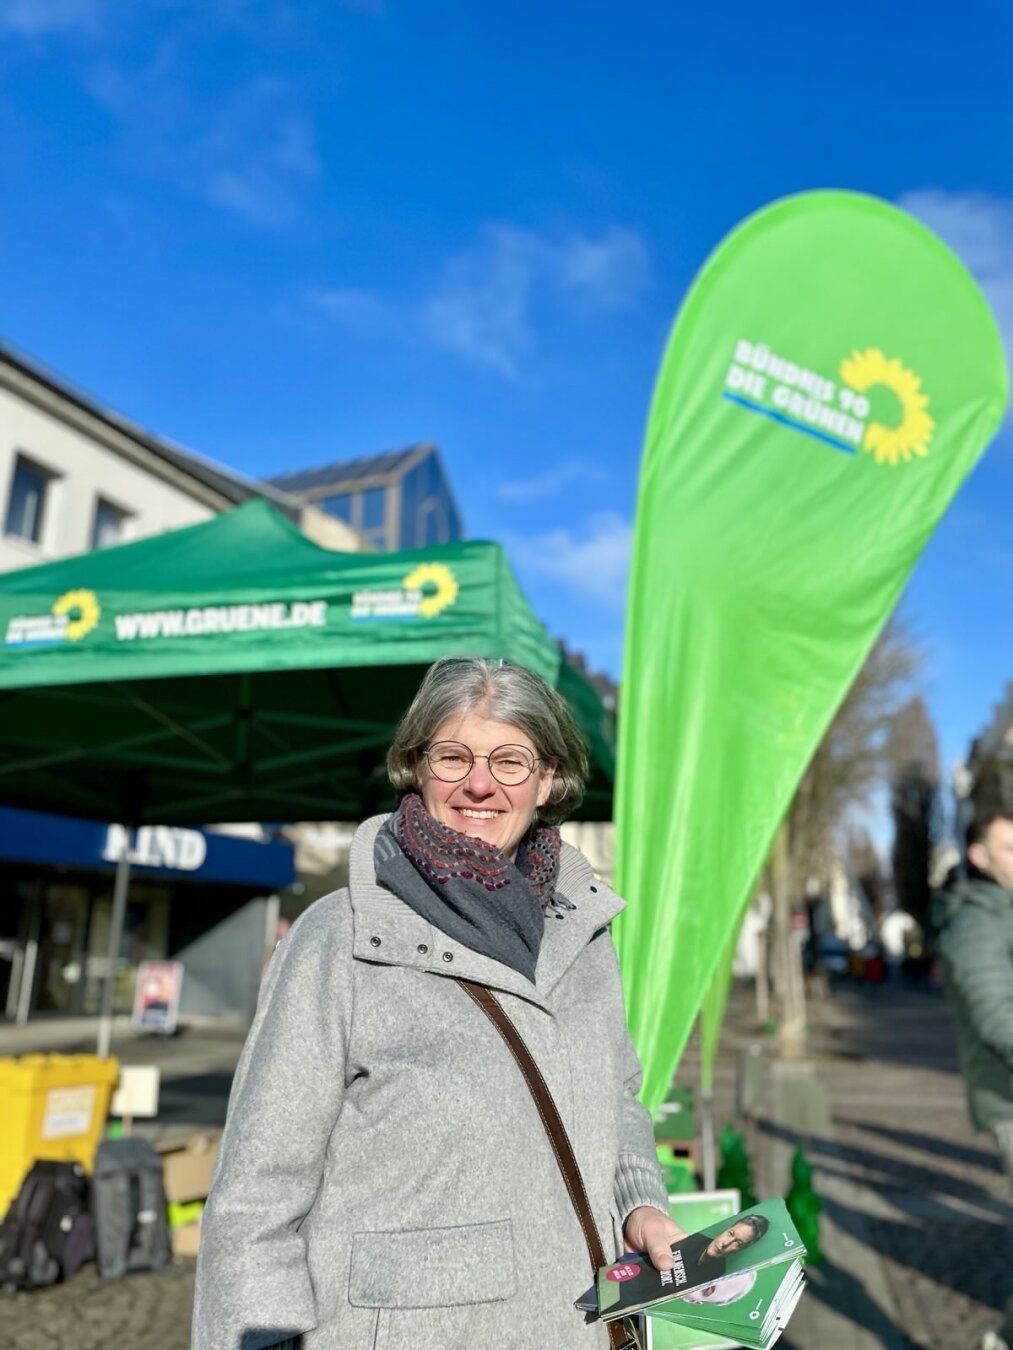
[755,926,770,1026]
[770,823,807,1057]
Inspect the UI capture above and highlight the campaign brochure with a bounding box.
[648,1255,805,1350]
[668,1191,741,1239]
[582,1199,805,1349]
[646,1318,739,1350]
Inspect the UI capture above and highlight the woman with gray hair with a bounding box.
[194,657,683,1350]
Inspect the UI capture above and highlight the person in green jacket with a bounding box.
[935,807,1013,1350]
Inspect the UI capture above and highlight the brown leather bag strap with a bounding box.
[457,978,639,1350]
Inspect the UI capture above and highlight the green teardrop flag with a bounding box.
[614,191,1007,1113]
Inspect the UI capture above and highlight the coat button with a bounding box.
[370,936,382,948]
[417,943,429,955]
[442,951,454,963]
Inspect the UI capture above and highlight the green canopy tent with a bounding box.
[0,500,613,819]
[0,500,614,1050]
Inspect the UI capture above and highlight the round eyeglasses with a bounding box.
[423,741,542,786]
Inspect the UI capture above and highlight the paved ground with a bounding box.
[0,982,1010,1348]
[789,985,1012,1350]
[677,980,1012,1350]
[0,1263,194,1350]
[0,1017,231,1348]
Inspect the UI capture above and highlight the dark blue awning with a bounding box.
[0,806,295,889]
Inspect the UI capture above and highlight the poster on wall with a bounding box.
[132,960,183,1034]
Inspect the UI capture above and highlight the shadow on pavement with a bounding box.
[758,1119,1013,1225]
[835,1118,1003,1172]
[818,989,963,1073]
[780,1261,916,1350]
[757,1119,1013,1315]
[823,1195,1012,1315]
[156,1070,233,1126]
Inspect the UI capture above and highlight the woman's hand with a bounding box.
[623,1205,688,1271]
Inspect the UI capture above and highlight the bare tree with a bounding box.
[765,615,922,1051]
[787,616,921,898]
[888,695,940,929]
[845,825,887,918]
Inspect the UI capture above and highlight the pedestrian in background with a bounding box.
[193,657,683,1350]
[935,807,1013,1350]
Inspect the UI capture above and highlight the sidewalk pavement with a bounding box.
[1,982,1009,1348]
[676,979,1012,1350]
[0,1014,248,1142]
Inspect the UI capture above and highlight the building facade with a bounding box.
[0,343,360,571]
[0,344,360,1024]
[0,809,295,1025]
[270,443,464,551]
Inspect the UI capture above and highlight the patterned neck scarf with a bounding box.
[399,791,563,910]
[373,793,570,983]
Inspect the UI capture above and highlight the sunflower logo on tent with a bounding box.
[402,563,459,618]
[52,588,101,641]
[839,348,935,466]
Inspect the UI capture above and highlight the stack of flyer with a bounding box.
[578,1199,806,1350]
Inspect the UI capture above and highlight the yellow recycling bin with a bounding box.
[0,1054,120,1217]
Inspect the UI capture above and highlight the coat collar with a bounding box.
[347,814,624,1011]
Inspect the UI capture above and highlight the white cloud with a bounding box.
[504,512,632,611]
[3,3,323,225]
[87,66,321,225]
[497,459,609,503]
[305,288,393,333]
[195,89,321,225]
[421,227,539,377]
[0,0,102,34]
[898,189,1013,381]
[311,223,649,378]
[556,228,648,309]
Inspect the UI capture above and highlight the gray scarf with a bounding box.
[373,803,570,982]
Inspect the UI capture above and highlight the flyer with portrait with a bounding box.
[647,1256,806,1350]
[579,1199,805,1349]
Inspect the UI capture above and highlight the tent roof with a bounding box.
[0,502,614,824]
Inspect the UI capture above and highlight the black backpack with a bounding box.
[0,1159,95,1292]
[92,1138,170,1280]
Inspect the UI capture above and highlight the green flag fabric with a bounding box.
[614,191,1008,1112]
[697,911,741,1095]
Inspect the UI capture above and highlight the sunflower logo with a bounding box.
[52,588,101,641]
[839,348,935,466]
[402,563,459,618]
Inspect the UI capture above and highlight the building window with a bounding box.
[91,498,131,549]
[361,486,386,530]
[418,500,447,547]
[321,492,353,524]
[5,454,53,544]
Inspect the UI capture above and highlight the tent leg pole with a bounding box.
[15,888,42,1026]
[700,1083,717,1191]
[97,838,132,1060]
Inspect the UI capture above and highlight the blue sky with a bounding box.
[1,0,1012,805]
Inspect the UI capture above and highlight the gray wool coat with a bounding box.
[193,815,668,1350]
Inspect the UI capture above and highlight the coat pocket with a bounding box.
[348,1219,516,1310]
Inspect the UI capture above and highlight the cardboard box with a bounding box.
[155,1131,220,1204]
[171,1215,202,1258]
